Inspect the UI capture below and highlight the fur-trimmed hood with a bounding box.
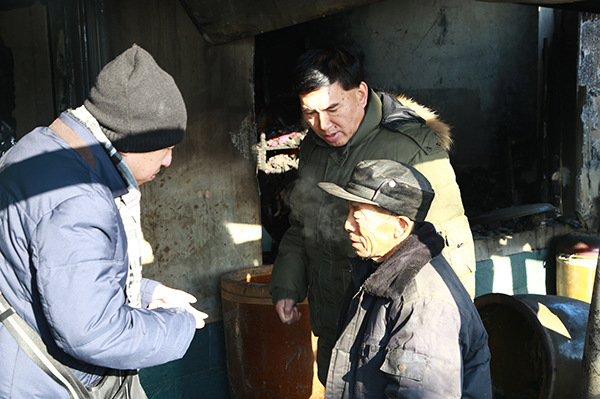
[396,94,453,151]
[376,90,453,151]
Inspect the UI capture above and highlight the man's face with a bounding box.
[119,146,174,186]
[344,201,400,263]
[300,81,368,147]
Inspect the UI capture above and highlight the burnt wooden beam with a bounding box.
[477,0,600,13]
[179,0,385,45]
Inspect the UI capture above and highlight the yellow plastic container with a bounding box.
[555,232,600,303]
[556,253,598,303]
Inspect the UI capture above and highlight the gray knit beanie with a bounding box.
[84,44,187,152]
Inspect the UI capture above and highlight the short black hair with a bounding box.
[293,46,365,96]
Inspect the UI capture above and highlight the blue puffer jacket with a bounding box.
[0,112,196,398]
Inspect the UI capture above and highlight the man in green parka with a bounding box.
[268,46,476,385]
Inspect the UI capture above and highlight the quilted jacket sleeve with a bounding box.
[32,193,196,370]
[268,192,309,306]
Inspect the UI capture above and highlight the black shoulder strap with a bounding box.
[0,290,91,399]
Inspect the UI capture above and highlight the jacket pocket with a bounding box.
[380,349,427,382]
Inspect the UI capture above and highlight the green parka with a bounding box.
[269,89,475,382]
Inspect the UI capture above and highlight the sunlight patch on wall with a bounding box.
[226,222,262,245]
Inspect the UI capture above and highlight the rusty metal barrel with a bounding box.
[475,293,589,399]
[220,265,324,399]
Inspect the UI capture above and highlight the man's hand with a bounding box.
[275,298,301,324]
[148,284,209,329]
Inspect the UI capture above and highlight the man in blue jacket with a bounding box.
[0,45,207,398]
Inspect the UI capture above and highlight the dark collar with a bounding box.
[377,90,426,131]
[351,222,444,300]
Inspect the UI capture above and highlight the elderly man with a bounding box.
[269,46,476,383]
[318,159,491,399]
[0,45,206,398]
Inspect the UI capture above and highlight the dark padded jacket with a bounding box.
[325,223,491,398]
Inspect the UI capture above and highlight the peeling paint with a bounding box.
[582,94,600,155]
[230,109,258,162]
[579,16,600,88]
[577,14,600,230]
[577,162,600,230]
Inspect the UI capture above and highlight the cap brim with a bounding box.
[318,182,379,206]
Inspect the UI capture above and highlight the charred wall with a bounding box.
[255,0,542,232]
[576,13,600,231]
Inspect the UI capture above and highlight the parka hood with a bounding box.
[375,90,453,151]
